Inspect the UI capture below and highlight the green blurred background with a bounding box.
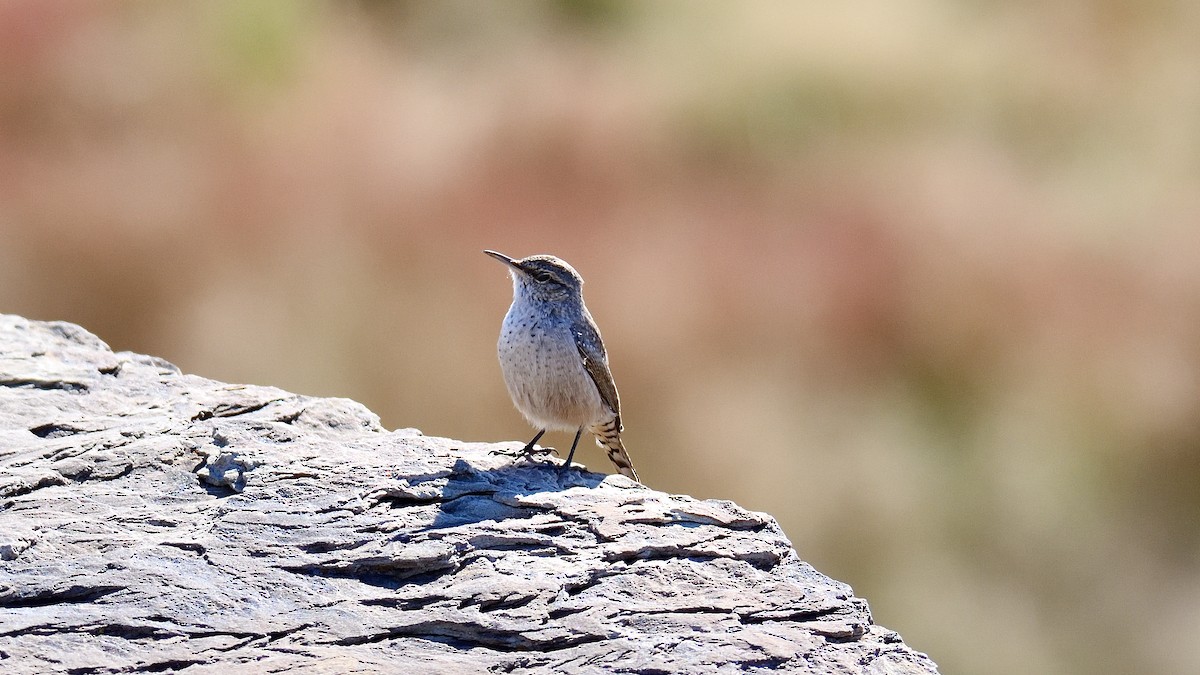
[3,2,1199,673]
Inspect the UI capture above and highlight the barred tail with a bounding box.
[592,417,639,482]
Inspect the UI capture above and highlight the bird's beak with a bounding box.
[484,250,522,272]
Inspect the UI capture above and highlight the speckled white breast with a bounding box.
[497,300,607,431]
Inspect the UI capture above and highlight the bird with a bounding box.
[484,250,639,482]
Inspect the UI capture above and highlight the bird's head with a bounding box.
[485,250,584,302]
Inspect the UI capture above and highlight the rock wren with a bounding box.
[484,250,639,482]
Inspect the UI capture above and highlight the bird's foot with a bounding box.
[490,444,558,460]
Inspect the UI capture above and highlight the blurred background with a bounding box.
[2,1,1199,673]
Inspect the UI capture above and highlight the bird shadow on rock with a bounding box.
[290,457,612,592]
[425,457,606,531]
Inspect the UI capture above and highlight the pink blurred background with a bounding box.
[3,2,1200,673]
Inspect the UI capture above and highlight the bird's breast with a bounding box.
[496,302,605,429]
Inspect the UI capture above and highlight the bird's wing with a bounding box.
[573,312,621,420]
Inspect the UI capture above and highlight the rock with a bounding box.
[0,314,939,673]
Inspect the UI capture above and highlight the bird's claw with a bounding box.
[490,444,559,459]
[525,445,559,458]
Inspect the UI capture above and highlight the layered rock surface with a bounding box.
[0,315,938,673]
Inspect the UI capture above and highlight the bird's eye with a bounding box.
[532,271,553,284]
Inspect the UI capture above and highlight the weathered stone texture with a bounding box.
[0,315,938,673]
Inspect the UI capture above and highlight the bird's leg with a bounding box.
[560,427,583,471]
[491,429,556,458]
[519,429,558,457]
[521,429,548,454]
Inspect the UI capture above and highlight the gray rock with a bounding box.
[0,314,939,673]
